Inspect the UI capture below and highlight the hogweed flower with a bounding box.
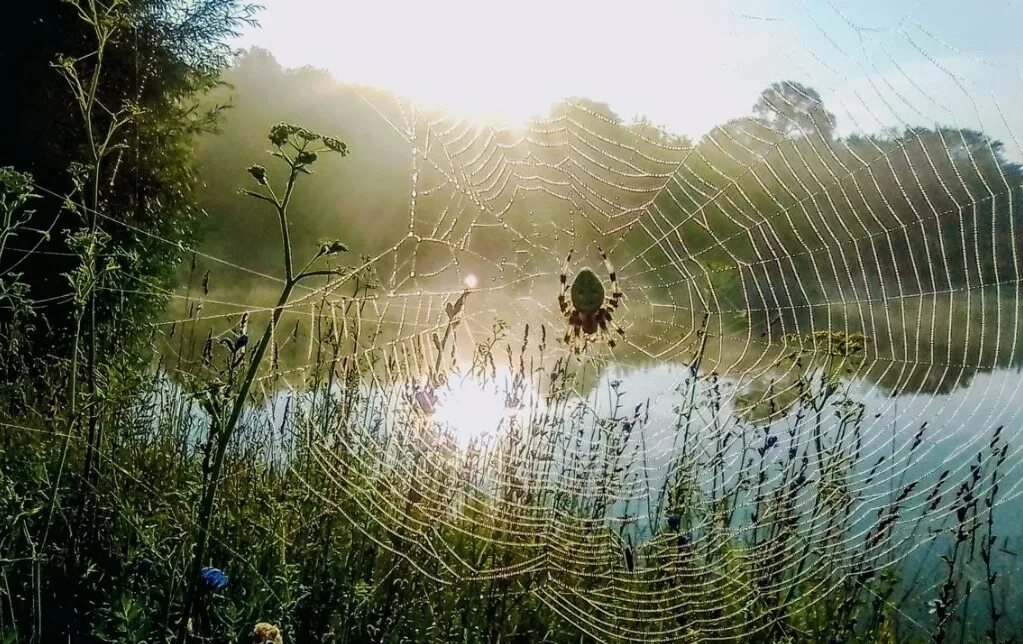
[268,123,297,147]
[296,127,319,142]
[199,566,229,591]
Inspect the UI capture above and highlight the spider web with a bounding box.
[129,2,1023,640]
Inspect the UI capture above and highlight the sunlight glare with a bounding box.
[464,274,478,289]
[433,369,529,445]
[238,0,767,135]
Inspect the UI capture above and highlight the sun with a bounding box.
[239,0,755,135]
[432,368,531,445]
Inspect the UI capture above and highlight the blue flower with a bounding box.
[199,566,229,591]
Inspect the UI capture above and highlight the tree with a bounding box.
[0,0,257,381]
[752,80,836,140]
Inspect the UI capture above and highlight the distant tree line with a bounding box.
[191,54,1023,334]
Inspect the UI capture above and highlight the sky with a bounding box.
[233,0,1023,158]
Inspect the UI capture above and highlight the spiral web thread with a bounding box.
[115,3,1023,641]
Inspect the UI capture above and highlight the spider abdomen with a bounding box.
[570,268,605,313]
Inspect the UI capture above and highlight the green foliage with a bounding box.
[0,168,43,387]
[0,15,1019,644]
[178,120,350,638]
[188,50,1023,395]
[0,281,1016,643]
[0,0,258,381]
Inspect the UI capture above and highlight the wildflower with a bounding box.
[268,123,297,146]
[252,622,284,644]
[296,150,318,165]
[247,164,268,186]
[296,127,319,141]
[677,531,693,547]
[268,123,298,147]
[666,513,681,531]
[199,566,229,591]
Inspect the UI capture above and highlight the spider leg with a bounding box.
[593,310,619,349]
[609,315,626,338]
[558,249,574,314]
[611,320,626,340]
[564,310,580,345]
[596,312,614,348]
[597,244,624,310]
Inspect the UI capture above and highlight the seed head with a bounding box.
[247,164,268,186]
[322,136,348,155]
[252,622,283,644]
[318,240,349,256]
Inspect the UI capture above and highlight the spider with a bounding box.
[558,245,625,352]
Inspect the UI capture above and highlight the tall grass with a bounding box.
[1,129,1017,642]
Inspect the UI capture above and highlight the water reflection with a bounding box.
[433,367,536,445]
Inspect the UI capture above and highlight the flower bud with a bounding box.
[318,240,349,256]
[247,164,268,186]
